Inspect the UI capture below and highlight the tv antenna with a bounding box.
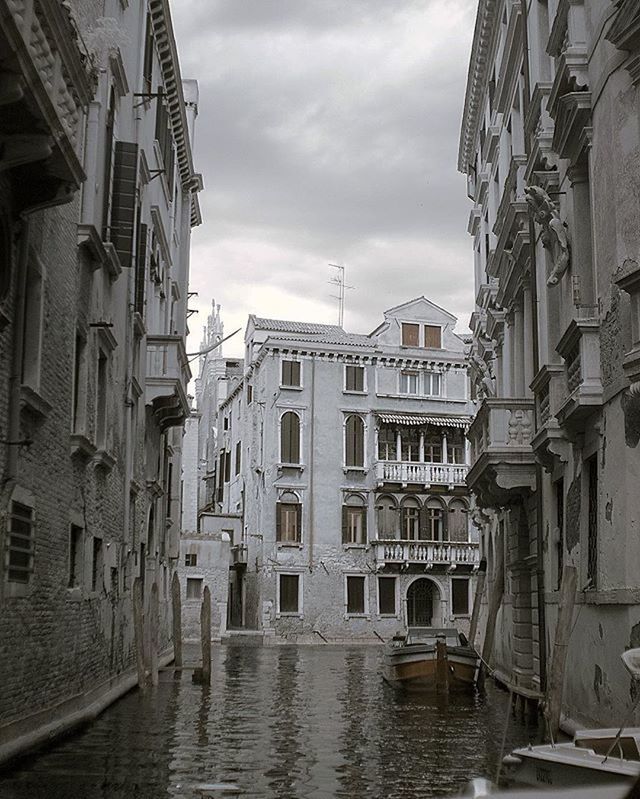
[328,264,354,328]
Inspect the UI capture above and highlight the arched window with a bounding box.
[448,499,469,542]
[277,491,301,543]
[280,411,300,464]
[426,497,446,541]
[342,494,367,544]
[376,495,398,538]
[401,497,421,541]
[345,414,364,468]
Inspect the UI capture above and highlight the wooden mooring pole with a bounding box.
[132,577,147,689]
[546,564,577,739]
[477,529,505,689]
[436,639,449,693]
[149,582,159,687]
[201,586,212,685]
[171,571,183,668]
[468,558,487,649]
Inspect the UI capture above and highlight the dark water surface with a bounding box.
[1,645,541,799]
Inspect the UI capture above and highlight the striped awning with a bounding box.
[376,412,469,429]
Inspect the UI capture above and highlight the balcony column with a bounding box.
[374,425,379,459]
[464,437,471,466]
[503,313,513,397]
[442,432,448,464]
[523,277,534,396]
[396,430,402,461]
[419,431,425,462]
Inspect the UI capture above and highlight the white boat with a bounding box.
[502,648,640,789]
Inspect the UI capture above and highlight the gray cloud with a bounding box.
[173,0,477,357]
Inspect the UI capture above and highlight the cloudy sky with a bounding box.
[171,0,477,358]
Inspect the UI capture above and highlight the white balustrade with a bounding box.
[376,461,468,486]
[374,540,479,567]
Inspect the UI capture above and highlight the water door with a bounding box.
[407,578,434,627]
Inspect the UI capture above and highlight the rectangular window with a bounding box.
[72,333,87,432]
[281,360,301,387]
[342,506,366,544]
[224,450,231,482]
[378,576,396,615]
[346,575,366,615]
[185,553,197,567]
[451,577,470,615]
[425,442,442,463]
[96,350,108,449]
[277,502,302,543]
[401,507,420,540]
[186,577,203,599]
[450,445,465,464]
[7,501,35,584]
[279,574,300,614]
[92,537,103,593]
[424,325,442,348]
[235,441,241,475]
[68,525,83,589]
[401,323,419,347]
[425,372,441,396]
[345,365,365,392]
[399,370,419,395]
[377,427,396,460]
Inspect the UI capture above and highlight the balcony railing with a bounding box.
[373,540,479,568]
[145,335,192,430]
[375,461,468,487]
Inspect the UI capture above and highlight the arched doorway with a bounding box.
[406,578,438,627]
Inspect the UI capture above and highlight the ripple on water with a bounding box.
[0,646,541,799]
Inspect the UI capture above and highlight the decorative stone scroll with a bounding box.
[525,185,571,287]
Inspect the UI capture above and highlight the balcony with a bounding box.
[467,398,536,508]
[0,0,94,209]
[555,318,602,433]
[376,461,468,488]
[373,540,479,570]
[231,543,248,568]
[145,335,192,430]
[530,364,570,472]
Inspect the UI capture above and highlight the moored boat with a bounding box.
[384,627,480,691]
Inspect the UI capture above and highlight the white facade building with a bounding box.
[204,298,478,642]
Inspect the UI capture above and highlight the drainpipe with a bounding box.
[308,355,316,572]
[520,0,548,693]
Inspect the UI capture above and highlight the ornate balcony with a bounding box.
[145,335,192,430]
[375,461,468,488]
[555,318,603,433]
[373,540,479,570]
[467,398,536,508]
[530,364,570,472]
[0,0,94,208]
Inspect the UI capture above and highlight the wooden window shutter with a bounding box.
[419,506,429,540]
[402,323,419,346]
[361,508,367,541]
[224,450,231,482]
[111,141,139,269]
[135,222,147,316]
[424,325,442,348]
[342,505,349,543]
[276,502,282,540]
[295,503,302,541]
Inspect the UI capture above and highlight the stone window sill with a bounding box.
[20,384,51,420]
[93,448,116,472]
[70,433,97,460]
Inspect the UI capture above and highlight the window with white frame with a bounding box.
[344,414,365,467]
[342,494,367,545]
[276,492,302,543]
[345,364,365,392]
[378,576,396,615]
[424,371,441,396]
[278,573,301,614]
[399,370,419,395]
[376,495,397,538]
[401,498,420,540]
[281,359,301,388]
[280,411,301,464]
[6,498,35,584]
[451,577,470,615]
[346,575,367,615]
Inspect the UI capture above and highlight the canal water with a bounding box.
[1,645,541,799]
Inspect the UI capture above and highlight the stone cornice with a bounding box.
[458,0,499,174]
[148,0,198,194]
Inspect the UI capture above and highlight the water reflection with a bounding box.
[1,645,541,799]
